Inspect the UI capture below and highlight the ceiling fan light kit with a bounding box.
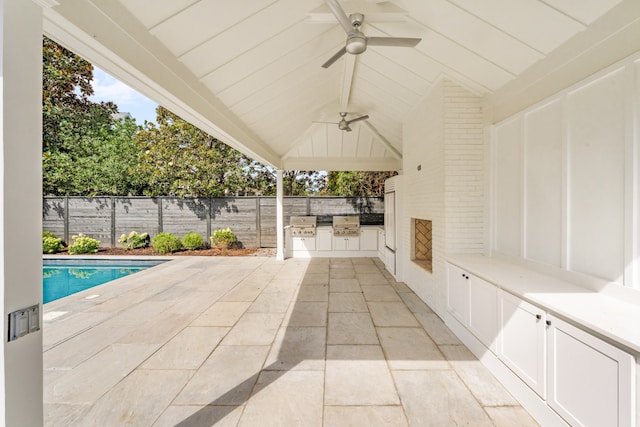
[322,0,421,68]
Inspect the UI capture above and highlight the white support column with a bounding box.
[276,169,285,260]
[1,0,44,425]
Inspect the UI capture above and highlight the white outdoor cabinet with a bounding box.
[360,228,378,251]
[333,236,360,251]
[498,291,546,398]
[377,229,385,259]
[292,237,316,251]
[468,276,499,353]
[316,229,332,251]
[447,263,469,325]
[546,314,634,427]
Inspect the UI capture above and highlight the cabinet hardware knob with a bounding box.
[546,320,551,326]
[535,314,541,320]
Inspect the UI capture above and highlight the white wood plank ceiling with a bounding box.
[43,0,632,170]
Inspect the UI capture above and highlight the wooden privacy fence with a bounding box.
[42,196,384,248]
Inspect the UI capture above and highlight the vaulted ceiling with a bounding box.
[43,0,639,170]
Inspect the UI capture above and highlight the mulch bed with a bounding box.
[53,246,275,257]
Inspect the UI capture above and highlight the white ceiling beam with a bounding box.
[283,156,401,171]
[306,1,409,24]
[362,121,402,159]
[340,53,357,109]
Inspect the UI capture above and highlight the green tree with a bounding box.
[326,171,395,196]
[136,107,275,197]
[42,36,144,195]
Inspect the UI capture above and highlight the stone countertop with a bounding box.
[447,254,640,355]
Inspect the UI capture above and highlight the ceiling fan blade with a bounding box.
[346,114,369,125]
[324,0,354,34]
[367,37,421,47]
[322,47,347,68]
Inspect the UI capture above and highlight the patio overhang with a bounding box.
[40,0,640,172]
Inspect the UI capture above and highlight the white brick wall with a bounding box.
[399,80,484,317]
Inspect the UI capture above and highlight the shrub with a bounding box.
[68,233,100,255]
[152,232,183,254]
[42,231,64,254]
[118,231,149,250]
[210,228,237,249]
[182,232,204,250]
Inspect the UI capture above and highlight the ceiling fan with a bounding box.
[321,0,422,68]
[314,112,370,132]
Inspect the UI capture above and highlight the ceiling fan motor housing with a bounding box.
[346,32,367,54]
[346,13,367,54]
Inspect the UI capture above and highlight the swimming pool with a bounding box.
[43,259,166,304]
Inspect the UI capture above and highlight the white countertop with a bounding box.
[447,254,640,355]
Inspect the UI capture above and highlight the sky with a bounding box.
[89,68,158,125]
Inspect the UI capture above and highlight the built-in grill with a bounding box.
[332,215,360,237]
[289,216,317,237]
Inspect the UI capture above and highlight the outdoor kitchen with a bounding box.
[286,214,384,258]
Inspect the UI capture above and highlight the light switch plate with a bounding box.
[8,304,40,341]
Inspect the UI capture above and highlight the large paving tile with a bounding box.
[393,370,493,426]
[399,292,433,313]
[153,405,243,427]
[142,326,229,370]
[356,273,390,285]
[116,313,193,345]
[327,313,379,345]
[75,369,191,426]
[296,285,328,302]
[329,278,361,292]
[377,327,449,370]
[439,344,519,406]
[329,268,356,279]
[248,290,294,313]
[325,345,400,405]
[220,313,283,345]
[43,403,90,427]
[239,370,324,427]
[44,323,129,369]
[323,406,408,427]
[414,312,461,345]
[219,281,267,302]
[191,301,251,326]
[286,302,327,327]
[368,302,419,327]
[361,285,401,302]
[44,343,158,404]
[43,312,111,348]
[264,326,325,371]
[305,264,329,274]
[484,406,540,427]
[328,292,368,312]
[390,280,412,293]
[174,345,269,405]
[301,273,329,286]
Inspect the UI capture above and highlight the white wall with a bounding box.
[491,53,640,290]
[400,80,484,317]
[1,0,44,424]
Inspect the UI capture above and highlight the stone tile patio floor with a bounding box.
[43,256,539,426]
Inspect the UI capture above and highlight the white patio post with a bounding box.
[0,0,45,425]
[276,169,285,260]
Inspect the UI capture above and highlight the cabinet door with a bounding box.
[316,230,332,251]
[292,237,316,251]
[446,263,469,324]
[332,237,346,251]
[346,236,360,250]
[468,276,498,353]
[360,229,378,251]
[378,230,385,255]
[498,291,546,398]
[547,314,634,427]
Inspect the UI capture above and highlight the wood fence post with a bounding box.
[64,196,69,245]
[157,196,163,233]
[255,197,261,248]
[111,196,116,247]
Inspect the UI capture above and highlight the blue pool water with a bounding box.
[43,260,165,304]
